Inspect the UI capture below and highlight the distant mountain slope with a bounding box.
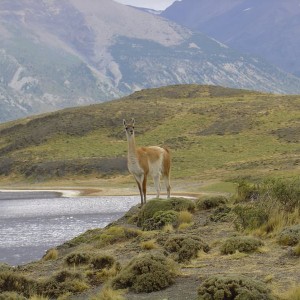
[162,0,300,77]
[1,0,300,122]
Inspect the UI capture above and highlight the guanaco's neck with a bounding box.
[126,133,138,159]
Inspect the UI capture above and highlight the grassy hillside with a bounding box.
[0,85,299,300]
[0,84,299,185]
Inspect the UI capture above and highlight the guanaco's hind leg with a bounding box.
[142,176,147,204]
[153,175,161,198]
[164,175,171,199]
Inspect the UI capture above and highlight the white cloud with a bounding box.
[114,0,178,10]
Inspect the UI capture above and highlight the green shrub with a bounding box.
[198,275,274,300]
[90,255,115,270]
[236,180,260,202]
[65,252,91,265]
[0,271,37,298]
[220,236,263,255]
[95,226,141,247]
[112,253,176,293]
[210,205,231,222]
[164,234,210,262]
[268,178,300,211]
[41,270,89,298]
[235,178,300,212]
[142,210,179,230]
[137,198,195,228]
[196,196,227,210]
[0,292,26,300]
[278,225,300,246]
[233,205,268,231]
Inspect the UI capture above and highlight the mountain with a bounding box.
[1,1,300,123]
[162,0,300,77]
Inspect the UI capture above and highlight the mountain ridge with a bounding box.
[162,0,300,77]
[1,0,300,122]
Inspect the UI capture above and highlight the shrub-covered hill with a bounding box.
[0,84,299,182]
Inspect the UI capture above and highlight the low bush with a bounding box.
[164,234,210,262]
[196,196,227,210]
[0,271,37,298]
[41,270,89,298]
[210,205,231,222]
[197,275,274,300]
[233,205,268,231]
[112,253,176,293]
[220,236,263,255]
[236,180,260,202]
[269,178,300,212]
[137,198,195,227]
[90,255,115,270]
[278,225,300,246]
[142,210,179,230]
[0,292,26,300]
[65,252,91,265]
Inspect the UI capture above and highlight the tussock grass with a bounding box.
[43,249,58,261]
[178,210,193,224]
[140,239,158,250]
[233,178,300,236]
[279,286,300,300]
[89,286,126,300]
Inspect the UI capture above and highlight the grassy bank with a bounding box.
[0,178,299,299]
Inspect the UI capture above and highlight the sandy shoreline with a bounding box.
[0,189,81,198]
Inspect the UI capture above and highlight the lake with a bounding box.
[0,191,139,266]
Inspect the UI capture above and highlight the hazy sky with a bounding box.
[114,0,178,10]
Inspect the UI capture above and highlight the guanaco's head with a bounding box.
[123,118,135,137]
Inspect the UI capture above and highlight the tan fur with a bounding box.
[123,119,171,206]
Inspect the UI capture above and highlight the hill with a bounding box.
[0,84,299,189]
[162,0,300,77]
[2,1,300,122]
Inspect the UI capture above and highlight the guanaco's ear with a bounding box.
[131,118,135,126]
[123,119,127,127]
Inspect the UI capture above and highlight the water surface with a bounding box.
[0,192,139,265]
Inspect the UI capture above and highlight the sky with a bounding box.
[114,0,178,10]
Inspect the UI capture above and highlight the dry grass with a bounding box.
[178,222,193,230]
[140,239,158,250]
[162,224,175,233]
[29,296,49,300]
[89,285,126,300]
[279,286,300,300]
[178,210,193,224]
[43,249,58,261]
